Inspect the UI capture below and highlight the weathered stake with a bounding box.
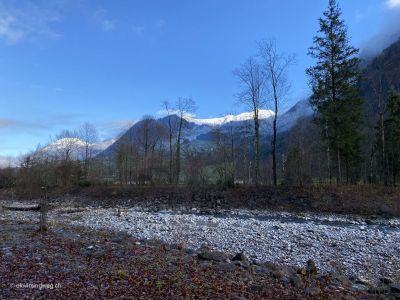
[39,186,48,232]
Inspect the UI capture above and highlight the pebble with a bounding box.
[65,208,400,283]
[2,201,399,284]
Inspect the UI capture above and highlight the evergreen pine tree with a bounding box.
[306,0,363,185]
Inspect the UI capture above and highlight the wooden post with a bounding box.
[39,186,48,232]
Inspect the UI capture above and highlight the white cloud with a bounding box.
[132,25,145,35]
[102,19,114,32]
[97,119,136,139]
[93,9,115,32]
[156,109,178,116]
[0,15,24,43]
[361,3,400,57]
[0,1,63,44]
[387,0,400,8]
[0,155,18,168]
[156,109,195,119]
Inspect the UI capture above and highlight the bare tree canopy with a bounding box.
[174,97,196,184]
[234,57,266,185]
[259,39,295,186]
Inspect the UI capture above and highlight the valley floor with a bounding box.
[1,199,400,299]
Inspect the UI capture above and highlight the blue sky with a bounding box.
[1,0,400,158]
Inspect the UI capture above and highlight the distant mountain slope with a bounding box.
[278,99,314,132]
[362,38,400,93]
[35,138,111,160]
[99,39,400,160]
[99,99,313,157]
[361,38,400,130]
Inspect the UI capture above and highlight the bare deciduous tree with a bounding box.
[174,97,196,184]
[234,57,265,185]
[79,122,99,179]
[259,39,295,186]
[55,130,81,162]
[162,100,176,184]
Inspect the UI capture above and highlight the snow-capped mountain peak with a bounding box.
[42,138,86,152]
[35,137,113,160]
[185,109,275,126]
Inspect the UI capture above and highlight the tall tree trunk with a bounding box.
[336,148,341,186]
[375,78,387,186]
[168,118,173,184]
[272,96,278,187]
[254,110,260,185]
[176,116,183,185]
[230,126,235,184]
[327,144,332,184]
[84,144,89,180]
[379,110,387,185]
[368,147,375,184]
[325,123,332,184]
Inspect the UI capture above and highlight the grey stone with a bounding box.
[185,248,195,255]
[365,219,374,225]
[305,287,321,296]
[272,269,285,279]
[217,262,236,272]
[379,204,392,215]
[253,266,272,275]
[233,260,250,269]
[232,252,249,263]
[111,232,129,243]
[198,249,228,262]
[289,274,302,288]
[332,273,352,287]
[368,287,389,294]
[380,277,393,285]
[390,284,400,293]
[249,284,263,293]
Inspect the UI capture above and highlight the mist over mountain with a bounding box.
[360,7,400,59]
[361,38,400,131]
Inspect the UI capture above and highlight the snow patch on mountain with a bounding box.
[186,109,275,126]
[42,138,86,152]
[36,137,114,160]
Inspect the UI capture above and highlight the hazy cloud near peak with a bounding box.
[0,155,18,168]
[360,5,400,58]
[97,119,136,140]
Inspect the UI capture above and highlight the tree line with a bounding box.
[1,0,400,192]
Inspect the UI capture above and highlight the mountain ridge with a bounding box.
[99,99,313,157]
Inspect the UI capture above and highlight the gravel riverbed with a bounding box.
[1,202,400,284]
